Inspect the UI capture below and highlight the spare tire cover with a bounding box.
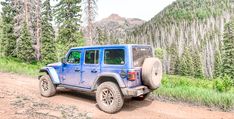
[142,58,163,90]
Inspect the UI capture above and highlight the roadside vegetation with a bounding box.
[0,57,41,76]
[154,75,234,111]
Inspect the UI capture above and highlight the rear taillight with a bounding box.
[128,71,136,81]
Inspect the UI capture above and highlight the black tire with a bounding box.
[142,58,163,90]
[39,74,56,97]
[132,93,150,101]
[96,82,124,114]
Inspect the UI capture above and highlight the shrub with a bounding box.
[214,75,234,92]
[154,48,163,59]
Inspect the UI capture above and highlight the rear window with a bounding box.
[104,49,125,65]
[132,46,153,67]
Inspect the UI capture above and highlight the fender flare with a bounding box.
[39,67,60,84]
[91,72,126,90]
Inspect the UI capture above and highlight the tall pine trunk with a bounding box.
[84,0,97,45]
[35,0,41,60]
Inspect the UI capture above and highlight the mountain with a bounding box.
[96,14,144,29]
[126,0,234,77]
[89,14,145,44]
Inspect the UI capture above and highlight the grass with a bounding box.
[154,75,234,111]
[0,57,42,76]
[0,57,233,111]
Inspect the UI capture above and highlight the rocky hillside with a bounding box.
[91,14,145,44]
[126,0,234,77]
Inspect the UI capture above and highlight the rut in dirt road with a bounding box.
[0,72,233,119]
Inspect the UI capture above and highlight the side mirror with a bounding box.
[61,57,67,64]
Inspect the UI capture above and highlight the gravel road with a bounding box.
[0,72,233,119]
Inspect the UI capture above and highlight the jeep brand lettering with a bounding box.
[39,44,163,113]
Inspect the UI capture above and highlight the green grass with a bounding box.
[0,57,233,111]
[0,57,42,76]
[154,75,234,111]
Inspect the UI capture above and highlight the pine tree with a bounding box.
[54,0,84,58]
[17,22,35,62]
[168,42,179,74]
[214,50,222,78]
[178,47,194,76]
[193,50,204,78]
[13,0,39,60]
[1,0,16,57]
[174,55,180,75]
[0,17,3,57]
[222,19,234,78]
[13,0,24,47]
[0,17,3,56]
[41,0,56,64]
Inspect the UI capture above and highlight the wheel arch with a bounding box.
[39,67,60,84]
[92,72,126,91]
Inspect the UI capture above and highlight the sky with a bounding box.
[95,0,176,21]
[0,0,176,21]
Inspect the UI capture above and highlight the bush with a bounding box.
[214,75,234,92]
[154,48,163,59]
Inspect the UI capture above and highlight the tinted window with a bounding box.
[104,49,125,65]
[85,50,99,64]
[67,51,81,64]
[133,46,153,67]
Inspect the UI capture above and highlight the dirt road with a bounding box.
[0,72,233,119]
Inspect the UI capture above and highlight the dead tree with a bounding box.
[83,0,98,45]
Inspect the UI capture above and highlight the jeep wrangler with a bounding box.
[38,44,162,113]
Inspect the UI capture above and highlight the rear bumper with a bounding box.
[121,86,150,97]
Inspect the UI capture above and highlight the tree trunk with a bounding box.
[35,0,41,60]
[24,0,28,24]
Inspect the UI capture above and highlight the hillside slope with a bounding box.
[126,0,234,77]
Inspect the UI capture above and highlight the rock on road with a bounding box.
[0,72,233,119]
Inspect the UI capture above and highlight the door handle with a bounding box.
[74,69,80,72]
[91,70,97,73]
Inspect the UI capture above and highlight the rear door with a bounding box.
[80,49,100,88]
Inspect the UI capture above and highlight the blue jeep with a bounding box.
[39,44,162,113]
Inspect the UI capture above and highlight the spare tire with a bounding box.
[142,58,162,90]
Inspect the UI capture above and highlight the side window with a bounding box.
[67,51,81,64]
[85,50,99,64]
[104,49,125,65]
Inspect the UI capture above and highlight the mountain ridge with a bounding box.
[97,14,145,26]
[86,13,145,44]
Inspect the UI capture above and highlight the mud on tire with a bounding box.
[96,82,124,114]
[142,58,163,90]
[39,74,56,97]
